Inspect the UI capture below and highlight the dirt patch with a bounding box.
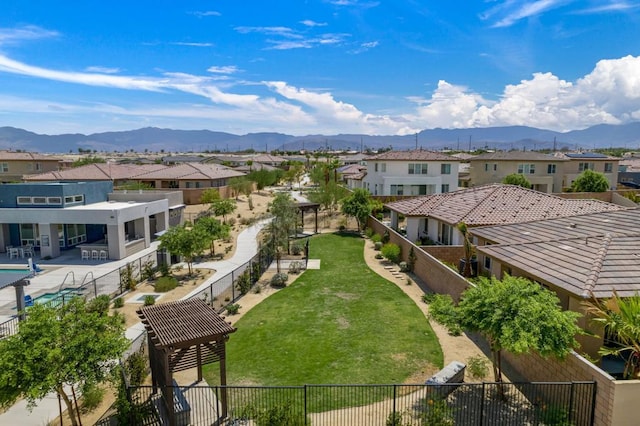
[336,316,350,329]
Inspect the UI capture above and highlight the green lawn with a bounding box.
[204,233,443,388]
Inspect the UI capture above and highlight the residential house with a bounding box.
[251,153,286,166]
[554,152,619,190]
[0,151,62,183]
[468,151,567,193]
[363,149,459,196]
[470,208,640,359]
[0,182,181,260]
[385,184,626,245]
[24,163,166,186]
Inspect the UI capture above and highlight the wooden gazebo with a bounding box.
[296,201,320,234]
[137,298,237,425]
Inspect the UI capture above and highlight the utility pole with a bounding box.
[415,132,418,150]
[468,135,472,152]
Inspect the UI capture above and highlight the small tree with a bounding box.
[571,169,609,192]
[429,275,581,385]
[502,173,532,189]
[200,188,221,205]
[341,188,373,230]
[585,291,640,379]
[229,177,253,200]
[194,216,230,255]
[210,198,237,223]
[381,243,401,264]
[159,224,208,275]
[0,298,127,426]
[457,222,474,277]
[269,193,298,262]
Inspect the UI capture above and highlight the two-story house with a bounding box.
[468,151,567,193]
[0,151,62,183]
[554,152,619,190]
[363,150,459,196]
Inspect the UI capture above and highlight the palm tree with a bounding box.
[585,291,640,379]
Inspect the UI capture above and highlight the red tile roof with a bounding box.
[386,184,625,226]
[366,149,455,161]
[135,163,245,180]
[0,151,62,161]
[24,163,166,181]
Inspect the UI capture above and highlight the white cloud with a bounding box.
[0,25,59,45]
[234,26,300,38]
[300,20,328,27]
[207,65,240,74]
[574,1,640,14]
[171,42,214,47]
[190,11,221,17]
[481,0,569,28]
[85,66,121,74]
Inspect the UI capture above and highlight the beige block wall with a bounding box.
[4,159,60,181]
[421,245,465,266]
[611,381,640,425]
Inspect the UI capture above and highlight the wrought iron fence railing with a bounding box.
[125,381,597,426]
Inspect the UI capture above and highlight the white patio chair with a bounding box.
[91,250,99,260]
[9,247,19,259]
[99,250,108,260]
[81,250,90,260]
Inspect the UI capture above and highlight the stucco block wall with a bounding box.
[421,245,465,266]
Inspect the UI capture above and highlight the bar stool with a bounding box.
[91,250,99,260]
[99,250,108,260]
[81,250,90,260]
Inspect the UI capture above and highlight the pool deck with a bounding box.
[0,241,161,320]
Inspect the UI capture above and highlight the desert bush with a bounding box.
[271,273,289,288]
[399,261,409,272]
[291,242,303,255]
[236,270,252,295]
[382,230,390,244]
[158,261,170,277]
[226,303,241,315]
[155,276,178,292]
[87,295,111,314]
[289,261,304,274]
[374,241,383,251]
[126,350,148,386]
[371,233,382,243]
[381,243,401,263]
[113,297,124,309]
[364,227,374,238]
[228,217,236,226]
[143,295,156,306]
[80,382,105,414]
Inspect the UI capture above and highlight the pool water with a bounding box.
[34,288,82,305]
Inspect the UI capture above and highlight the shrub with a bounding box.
[143,295,156,306]
[427,294,462,336]
[155,276,178,292]
[87,295,111,315]
[289,261,304,274]
[381,230,390,244]
[271,273,289,288]
[399,261,409,272]
[226,303,241,315]
[158,261,170,277]
[381,243,401,263]
[80,382,105,414]
[113,297,124,309]
[371,233,382,243]
[141,259,156,281]
[406,277,412,286]
[126,350,148,386]
[338,225,346,231]
[236,271,252,295]
[374,241,383,251]
[466,355,489,381]
[376,212,384,221]
[240,217,253,226]
[228,217,236,226]
[375,253,384,259]
[291,242,303,255]
[364,227,374,238]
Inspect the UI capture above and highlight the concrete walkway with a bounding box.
[0,219,270,426]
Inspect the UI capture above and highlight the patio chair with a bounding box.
[9,247,19,259]
[91,250,99,260]
[81,250,90,260]
[23,247,34,258]
[24,295,34,307]
[99,250,108,260]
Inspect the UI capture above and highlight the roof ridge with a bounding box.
[582,233,613,297]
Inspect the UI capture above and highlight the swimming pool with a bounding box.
[33,288,83,306]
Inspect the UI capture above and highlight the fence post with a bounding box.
[304,385,308,426]
[479,382,485,426]
[569,382,575,423]
[231,270,235,301]
[589,381,597,426]
[392,384,397,425]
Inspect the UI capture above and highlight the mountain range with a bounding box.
[1,123,640,154]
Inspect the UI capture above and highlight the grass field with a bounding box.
[204,233,443,392]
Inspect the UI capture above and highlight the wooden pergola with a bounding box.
[137,299,237,425]
[296,201,320,234]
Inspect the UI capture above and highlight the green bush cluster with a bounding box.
[143,295,156,306]
[155,276,178,292]
[226,303,241,315]
[427,294,462,336]
[271,273,289,288]
[381,243,401,263]
[113,297,124,309]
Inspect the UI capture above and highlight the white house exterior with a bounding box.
[363,150,459,196]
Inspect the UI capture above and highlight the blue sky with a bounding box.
[0,0,640,136]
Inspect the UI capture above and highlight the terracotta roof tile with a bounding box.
[367,149,456,162]
[24,163,166,181]
[135,162,245,180]
[386,184,625,225]
[471,151,568,161]
[0,151,62,161]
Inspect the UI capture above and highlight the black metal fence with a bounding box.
[125,381,597,426]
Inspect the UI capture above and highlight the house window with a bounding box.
[441,184,450,193]
[65,224,87,246]
[484,256,492,270]
[0,163,8,172]
[47,197,62,204]
[517,164,535,174]
[438,223,453,245]
[374,163,378,172]
[441,164,451,174]
[20,224,39,246]
[32,197,47,204]
[604,162,613,173]
[381,163,386,172]
[17,196,32,205]
[390,185,404,195]
[409,185,426,195]
[408,163,428,174]
[35,162,41,171]
[547,164,556,174]
[578,162,594,172]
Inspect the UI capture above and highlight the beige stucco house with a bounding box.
[0,151,62,183]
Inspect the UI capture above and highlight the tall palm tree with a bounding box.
[585,291,640,379]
